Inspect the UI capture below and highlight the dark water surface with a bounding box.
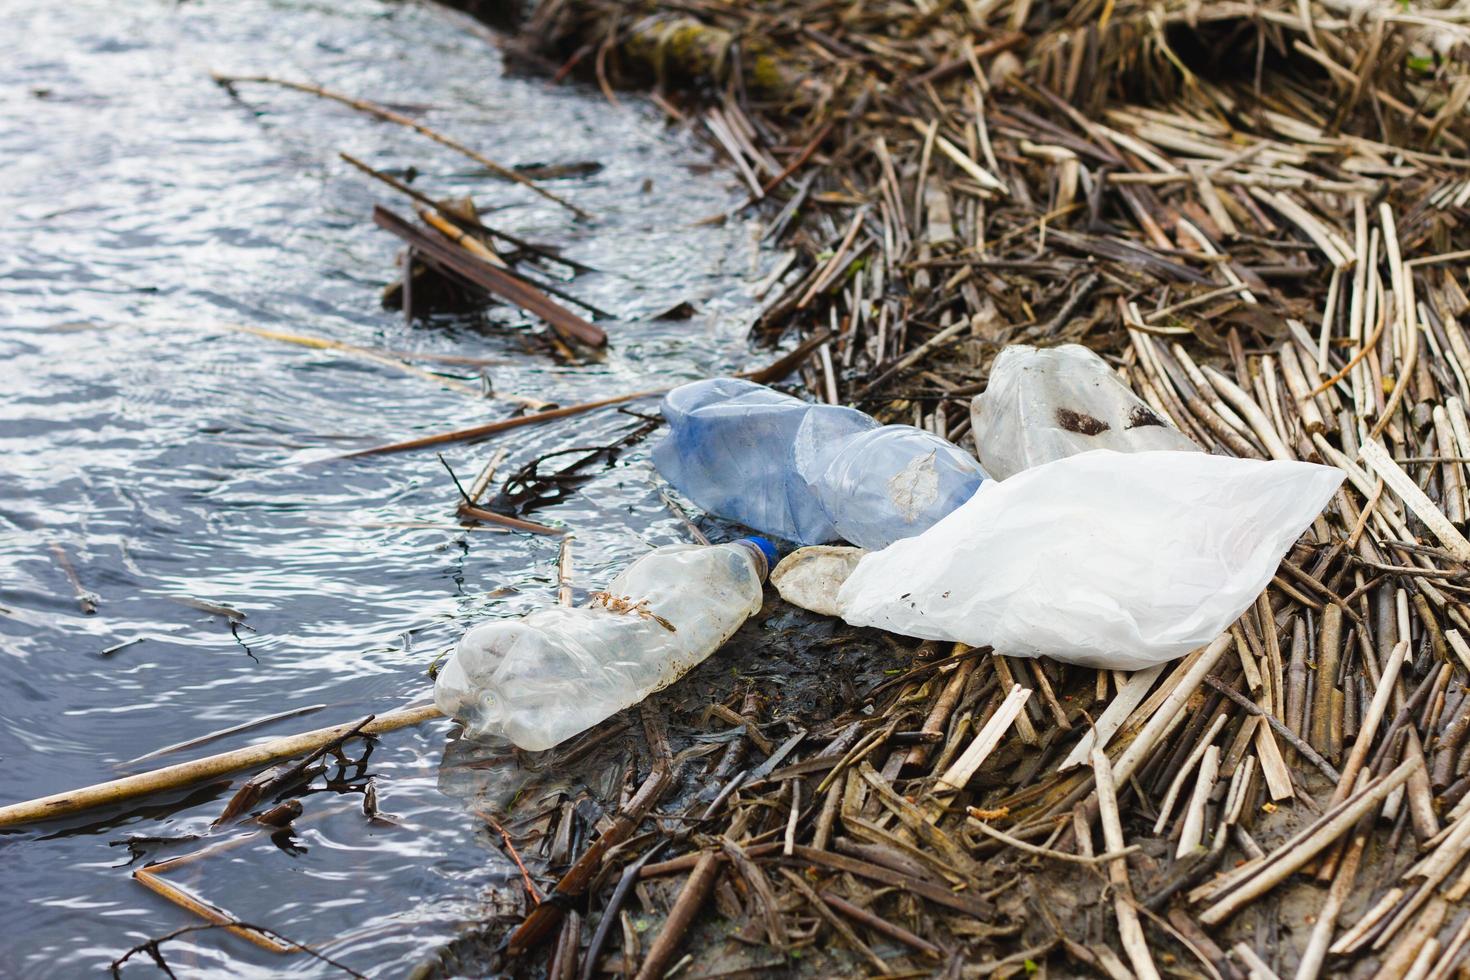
[0,0,768,974]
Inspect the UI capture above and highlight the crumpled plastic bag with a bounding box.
[770,545,865,616]
[973,344,1200,480]
[836,450,1344,670]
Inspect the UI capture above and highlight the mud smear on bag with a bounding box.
[1054,407,1110,436]
[1125,405,1167,429]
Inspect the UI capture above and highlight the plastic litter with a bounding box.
[837,450,1344,670]
[769,545,865,617]
[973,344,1200,480]
[435,537,776,750]
[654,378,986,549]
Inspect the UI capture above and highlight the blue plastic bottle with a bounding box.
[654,378,987,549]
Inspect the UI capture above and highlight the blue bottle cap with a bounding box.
[742,536,779,573]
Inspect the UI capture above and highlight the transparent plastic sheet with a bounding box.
[973,344,1200,480]
[837,450,1344,670]
[655,378,987,548]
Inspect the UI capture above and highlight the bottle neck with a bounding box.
[732,540,771,582]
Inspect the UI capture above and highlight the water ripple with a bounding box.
[0,0,772,974]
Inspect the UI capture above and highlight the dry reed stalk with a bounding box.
[0,705,440,828]
[1199,757,1422,924]
[1093,748,1161,980]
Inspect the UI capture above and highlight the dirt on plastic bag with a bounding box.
[836,449,1344,670]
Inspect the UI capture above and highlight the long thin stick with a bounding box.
[213,73,590,219]
[374,205,606,347]
[458,504,565,536]
[632,851,720,980]
[509,764,672,953]
[120,702,329,767]
[338,329,834,459]
[0,705,442,828]
[1093,748,1162,980]
[134,869,295,954]
[577,843,668,980]
[476,809,544,904]
[966,812,1139,866]
[339,152,598,273]
[1296,835,1365,980]
[1328,640,1407,809]
[1111,635,1234,787]
[1199,757,1422,924]
[227,324,483,396]
[341,389,669,459]
[933,683,1031,795]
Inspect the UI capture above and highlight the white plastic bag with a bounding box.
[973,344,1199,480]
[836,450,1343,670]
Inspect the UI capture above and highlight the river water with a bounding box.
[0,1,768,974]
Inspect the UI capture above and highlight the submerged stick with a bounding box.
[49,542,97,614]
[557,534,576,606]
[120,703,330,767]
[0,705,442,828]
[339,152,599,274]
[212,73,590,219]
[374,206,606,348]
[227,322,504,367]
[132,870,296,954]
[341,389,669,459]
[227,324,483,396]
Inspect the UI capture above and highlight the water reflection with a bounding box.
[0,0,767,974]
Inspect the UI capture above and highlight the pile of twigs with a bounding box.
[420,1,1470,977]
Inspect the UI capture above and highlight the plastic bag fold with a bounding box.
[836,450,1344,670]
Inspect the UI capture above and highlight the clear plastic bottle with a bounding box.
[972,344,1200,480]
[434,538,775,751]
[654,378,986,549]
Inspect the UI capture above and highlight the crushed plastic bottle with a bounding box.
[654,378,987,549]
[435,537,777,751]
[973,344,1200,480]
[837,450,1343,670]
